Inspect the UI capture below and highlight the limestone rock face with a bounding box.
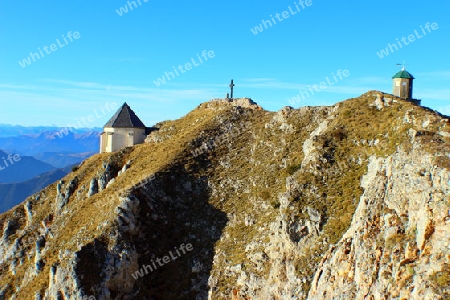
[0,92,449,299]
[308,149,450,299]
[55,178,78,213]
[203,98,263,110]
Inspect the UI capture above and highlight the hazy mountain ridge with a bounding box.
[0,130,100,156]
[0,150,55,184]
[0,165,73,214]
[0,127,99,213]
[0,125,101,138]
[33,152,94,169]
[0,92,449,299]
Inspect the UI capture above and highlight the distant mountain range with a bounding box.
[0,130,100,156]
[0,125,101,213]
[0,165,73,213]
[0,150,55,183]
[0,124,102,138]
[34,151,94,168]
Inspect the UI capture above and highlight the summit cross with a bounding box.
[229,79,235,99]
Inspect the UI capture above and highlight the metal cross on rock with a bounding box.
[229,79,235,99]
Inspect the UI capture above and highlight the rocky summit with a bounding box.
[0,91,449,299]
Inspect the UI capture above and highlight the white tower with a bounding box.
[392,66,415,100]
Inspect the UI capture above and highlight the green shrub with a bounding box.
[431,264,450,287]
[287,164,301,175]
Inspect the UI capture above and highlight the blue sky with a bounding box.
[0,0,449,127]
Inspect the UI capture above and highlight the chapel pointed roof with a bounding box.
[104,102,146,128]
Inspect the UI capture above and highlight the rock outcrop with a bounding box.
[0,92,449,299]
[309,148,450,299]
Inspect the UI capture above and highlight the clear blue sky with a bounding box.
[0,0,449,127]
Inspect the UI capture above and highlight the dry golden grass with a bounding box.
[1,92,449,298]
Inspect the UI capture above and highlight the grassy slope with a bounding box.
[0,92,449,298]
